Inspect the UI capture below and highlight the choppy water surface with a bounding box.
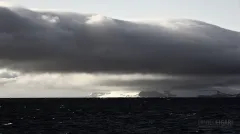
[0,98,240,133]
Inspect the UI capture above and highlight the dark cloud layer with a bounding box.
[101,76,240,91]
[0,7,239,76]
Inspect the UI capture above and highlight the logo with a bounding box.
[198,119,233,128]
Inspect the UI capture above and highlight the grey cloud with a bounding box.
[0,70,18,86]
[0,7,239,76]
[0,79,16,85]
[0,71,18,79]
[138,91,166,97]
[100,76,240,92]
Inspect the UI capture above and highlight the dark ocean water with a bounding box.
[0,98,240,134]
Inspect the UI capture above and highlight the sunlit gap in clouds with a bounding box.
[0,68,171,97]
[0,1,14,7]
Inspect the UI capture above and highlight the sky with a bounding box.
[6,0,240,32]
[0,0,240,97]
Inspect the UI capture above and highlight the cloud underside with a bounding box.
[0,6,239,76]
[0,6,240,96]
[101,76,240,90]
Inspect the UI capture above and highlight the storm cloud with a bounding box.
[101,76,240,90]
[0,6,240,97]
[0,6,239,75]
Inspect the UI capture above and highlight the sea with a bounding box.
[0,98,240,134]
